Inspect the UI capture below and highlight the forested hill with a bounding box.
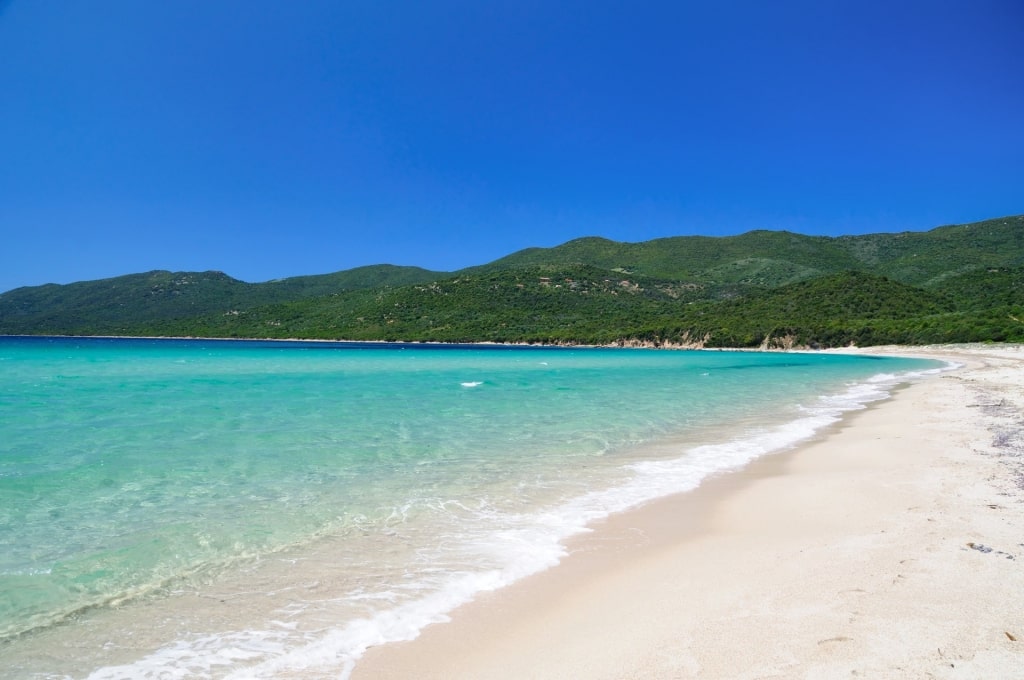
[0,266,442,336]
[2,214,1022,347]
[466,214,1024,286]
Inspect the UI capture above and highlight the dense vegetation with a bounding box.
[0,266,441,336]
[2,214,1022,348]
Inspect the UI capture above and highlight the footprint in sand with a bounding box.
[818,636,853,645]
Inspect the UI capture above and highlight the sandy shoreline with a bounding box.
[352,345,1024,679]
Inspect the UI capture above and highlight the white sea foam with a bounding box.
[85,363,953,680]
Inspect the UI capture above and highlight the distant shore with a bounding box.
[0,333,718,351]
[6,333,1008,353]
[351,344,1024,678]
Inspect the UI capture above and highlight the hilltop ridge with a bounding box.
[2,214,1022,347]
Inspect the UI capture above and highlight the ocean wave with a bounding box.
[84,363,954,680]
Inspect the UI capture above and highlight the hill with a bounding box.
[134,264,701,343]
[463,214,1024,287]
[463,231,854,287]
[0,265,442,336]
[1,214,1022,347]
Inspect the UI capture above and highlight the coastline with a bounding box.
[0,333,844,350]
[352,345,1024,679]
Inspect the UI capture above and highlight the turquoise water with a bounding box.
[0,337,943,678]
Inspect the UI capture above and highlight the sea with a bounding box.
[0,336,945,679]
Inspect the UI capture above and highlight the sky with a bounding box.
[1,1,1022,293]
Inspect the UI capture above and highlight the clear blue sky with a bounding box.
[1,1,1021,293]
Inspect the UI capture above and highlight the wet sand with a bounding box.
[352,345,1024,679]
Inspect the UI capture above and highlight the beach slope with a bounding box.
[353,346,1024,679]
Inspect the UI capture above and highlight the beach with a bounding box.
[352,345,1024,679]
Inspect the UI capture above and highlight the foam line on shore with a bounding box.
[216,363,949,678]
[351,345,1024,679]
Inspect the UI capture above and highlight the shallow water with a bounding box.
[0,337,943,678]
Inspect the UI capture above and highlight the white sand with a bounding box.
[352,345,1024,679]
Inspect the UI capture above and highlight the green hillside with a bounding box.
[931,266,1024,310]
[0,265,442,336]
[116,265,696,343]
[832,215,1024,285]
[73,266,1024,348]
[464,231,856,286]
[664,272,961,348]
[2,214,1022,347]
[463,215,1024,288]
[269,264,444,294]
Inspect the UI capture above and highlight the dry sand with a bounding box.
[352,345,1024,679]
